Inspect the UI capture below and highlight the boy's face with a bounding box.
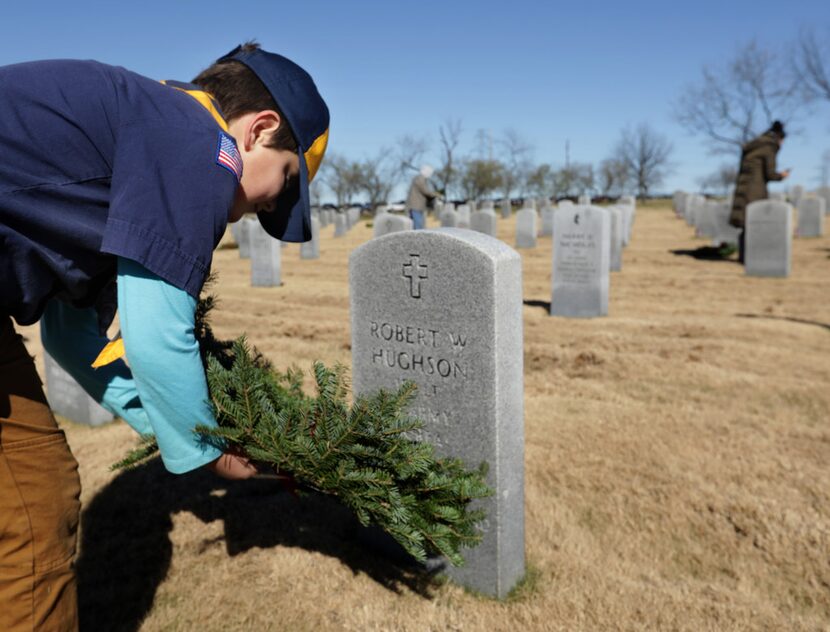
[227,111,301,223]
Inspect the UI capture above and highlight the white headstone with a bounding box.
[712,201,740,245]
[685,194,705,227]
[501,198,511,219]
[234,216,256,258]
[608,206,623,271]
[673,191,687,217]
[796,197,825,238]
[789,185,804,207]
[578,194,591,206]
[300,216,321,259]
[615,203,634,246]
[551,206,610,318]
[334,213,348,237]
[349,228,525,599]
[470,209,498,237]
[440,209,459,228]
[539,206,554,237]
[250,223,282,286]
[745,200,792,277]
[456,205,471,229]
[43,351,113,426]
[515,208,537,249]
[695,201,718,239]
[816,187,830,216]
[373,212,414,238]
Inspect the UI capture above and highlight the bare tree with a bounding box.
[459,159,504,201]
[613,123,674,199]
[393,133,430,179]
[358,149,397,210]
[675,40,800,153]
[435,118,463,197]
[597,158,629,197]
[320,153,363,207]
[697,164,736,197]
[793,27,830,103]
[499,128,534,200]
[526,164,556,199]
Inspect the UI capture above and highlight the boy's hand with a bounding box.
[207,451,258,480]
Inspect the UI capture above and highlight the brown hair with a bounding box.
[192,42,297,152]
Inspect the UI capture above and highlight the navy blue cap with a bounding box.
[220,46,329,242]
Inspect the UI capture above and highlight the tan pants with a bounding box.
[0,315,81,631]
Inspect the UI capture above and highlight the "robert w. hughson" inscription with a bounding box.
[369,320,469,380]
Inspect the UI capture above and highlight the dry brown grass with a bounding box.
[18,202,830,631]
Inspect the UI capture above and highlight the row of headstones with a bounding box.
[230,206,364,288]
[675,188,828,239]
[673,189,828,277]
[376,201,634,319]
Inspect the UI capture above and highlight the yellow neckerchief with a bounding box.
[92,83,228,369]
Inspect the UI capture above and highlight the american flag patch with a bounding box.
[215,132,243,182]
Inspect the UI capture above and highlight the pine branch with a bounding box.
[116,286,493,565]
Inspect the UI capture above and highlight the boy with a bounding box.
[0,43,329,630]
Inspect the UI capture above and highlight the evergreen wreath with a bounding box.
[115,290,492,566]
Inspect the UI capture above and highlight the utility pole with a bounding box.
[565,139,570,168]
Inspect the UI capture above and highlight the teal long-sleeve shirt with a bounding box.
[40,257,222,473]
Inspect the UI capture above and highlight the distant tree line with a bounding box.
[317,120,674,207]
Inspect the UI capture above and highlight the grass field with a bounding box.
[18,201,830,631]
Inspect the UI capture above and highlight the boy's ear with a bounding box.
[245,110,282,149]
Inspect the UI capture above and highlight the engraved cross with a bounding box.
[402,254,428,299]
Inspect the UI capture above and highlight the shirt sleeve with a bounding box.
[416,175,437,199]
[764,145,783,182]
[116,257,223,473]
[40,300,153,435]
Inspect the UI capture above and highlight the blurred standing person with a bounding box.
[729,121,790,262]
[406,165,439,229]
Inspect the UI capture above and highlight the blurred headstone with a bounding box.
[44,351,113,426]
[608,206,623,271]
[470,209,498,237]
[745,200,792,277]
[796,197,825,238]
[515,208,537,248]
[334,213,348,237]
[551,205,610,318]
[373,212,413,238]
[250,223,282,286]
[300,216,321,259]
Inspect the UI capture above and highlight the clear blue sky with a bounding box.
[2,0,828,199]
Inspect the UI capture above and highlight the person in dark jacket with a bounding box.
[729,121,790,262]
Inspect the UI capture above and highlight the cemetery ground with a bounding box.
[18,201,830,631]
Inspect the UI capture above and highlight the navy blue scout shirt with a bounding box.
[0,60,238,325]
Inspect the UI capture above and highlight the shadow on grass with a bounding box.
[523,299,551,312]
[736,313,830,332]
[76,459,441,632]
[669,246,738,262]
